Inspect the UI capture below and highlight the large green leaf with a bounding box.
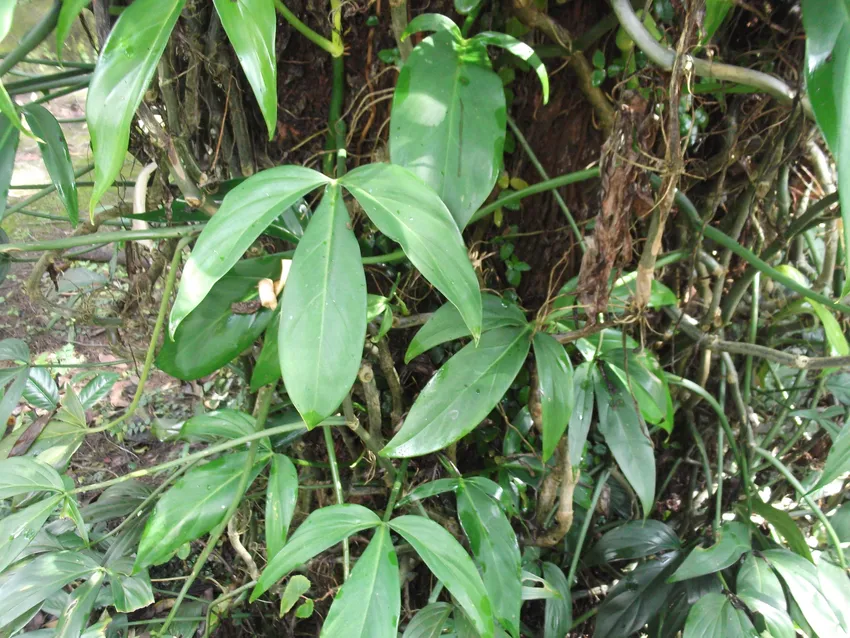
[0,114,20,219]
[533,332,574,462]
[134,452,267,570]
[23,105,78,226]
[158,254,281,380]
[110,569,154,613]
[279,184,366,427]
[457,479,521,637]
[170,167,328,333]
[402,603,452,638]
[748,498,812,562]
[86,0,185,213]
[78,372,119,410]
[542,562,571,638]
[389,26,505,228]
[56,0,91,58]
[179,409,269,452]
[703,0,734,41]
[594,366,656,516]
[404,294,526,364]
[252,504,381,599]
[23,367,59,411]
[213,0,277,139]
[0,551,100,627]
[80,481,150,525]
[811,416,850,491]
[265,454,298,561]
[0,338,28,363]
[586,520,680,566]
[382,326,530,458]
[603,349,672,431]
[0,1,15,42]
[0,495,63,572]
[568,361,595,467]
[762,548,848,638]
[341,163,481,338]
[320,525,400,638]
[397,478,461,507]
[682,592,759,638]
[669,522,750,582]
[0,457,65,498]
[737,553,785,608]
[389,515,494,638]
[54,569,105,638]
[471,32,549,103]
[818,557,850,633]
[250,313,281,391]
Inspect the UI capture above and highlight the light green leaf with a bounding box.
[1,367,30,431]
[78,372,118,410]
[321,525,400,638]
[134,452,267,570]
[342,163,482,338]
[809,300,850,356]
[404,294,526,364]
[213,0,277,139]
[61,496,88,545]
[0,457,65,498]
[568,361,595,467]
[748,498,813,562]
[86,0,185,214]
[56,0,91,58]
[0,114,20,219]
[397,478,461,507]
[812,416,850,491]
[250,313,281,392]
[594,366,656,516]
[23,105,78,226]
[669,522,750,582]
[457,480,521,637]
[110,569,154,613]
[401,13,462,40]
[472,32,549,103]
[382,326,530,458]
[737,593,795,638]
[586,520,680,566]
[23,367,59,411]
[736,554,785,609]
[179,409,269,452]
[542,562,571,638]
[170,167,328,334]
[252,504,381,599]
[279,574,310,616]
[0,338,29,363]
[55,569,105,638]
[532,332,574,462]
[389,515,494,638]
[279,184,366,427]
[389,28,505,228]
[818,557,850,632]
[682,592,759,638]
[402,602,452,638]
[703,0,734,41]
[0,81,23,134]
[603,349,671,430]
[0,495,62,572]
[0,1,16,43]
[266,454,298,561]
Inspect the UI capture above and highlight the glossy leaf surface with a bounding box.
[54,569,105,638]
[586,520,680,565]
[542,562,571,638]
[568,361,595,467]
[383,326,530,457]
[681,592,758,638]
[533,332,574,462]
[250,314,281,391]
[110,569,155,613]
[0,114,19,219]
[78,372,118,410]
[24,105,78,226]
[266,454,298,560]
[279,184,366,427]
[669,522,750,582]
[0,495,62,572]
[749,498,812,561]
[812,417,850,491]
[0,457,65,498]
[179,409,269,451]
[56,0,91,58]
[817,557,850,633]
[402,602,452,638]
[23,367,59,411]
[472,32,549,103]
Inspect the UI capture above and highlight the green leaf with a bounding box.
[213,0,277,139]
[56,0,90,58]
[0,495,63,572]
[736,554,785,609]
[586,520,680,566]
[736,593,795,638]
[389,28,506,228]
[811,412,850,491]
[0,338,29,363]
[279,184,366,427]
[594,366,656,516]
[818,557,850,633]
[541,562,571,638]
[342,163,482,338]
[0,367,30,430]
[595,552,681,638]
[279,574,310,616]
[682,592,759,638]
[454,0,482,16]
[402,602,452,638]
[54,569,105,638]
[321,525,400,638]
[295,599,314,618]
[252,504,381,599]
[603,350,671,430]
[266,454,298,561]
[382,326,530,458]
[23,367,59,411]
[397,478,460,507]
[389,515,494,638]
[0,551,99,627]
[472,32,549,103]
[179,409,269,451]
[401,13,462,40]
[86,0,185,214]
[170,167,327,334]
[158,254,282,380]
[0,81,23,133]
[0,114,20,219]
[78,372,119,410]
[748,498,813,562]
[809,300,850,356]
[762,548,848,638]
[0,1,15,43]
[23,105,78,226]
[532,332,574,462]
[457,480,521,637]
[703,0,734,41]
[79,481,150,525]
[134,452,267,570]
[568,361,595,467]
[250,313,281,392]
[110,569,154,613]
[61,496,88,545]
[669,522,750,582]
[0,457,65,498]
[404,294,526,364]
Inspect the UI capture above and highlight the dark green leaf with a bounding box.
[736,554,785,609]
[213,0,277,139]
[279,184,366,427]
[0,457,65,498]
[169,167,328,334]
[0,228,9,287]
[382,326,530,458]
[542,562,571,638]
[342,163,482,338]
[736,593,795,638]
[61,496,88,545]
[669,522,750,582]
[397,478,460,507]
[603,350,671,430]
[594,367,656,516]
[681,592,759,638]
[568,361,595,467]
[586,520,680,566]
[253,504,381,599]
[457,480,521,637]
[401,13,462,41]
[402,602,452,638]
[280,574,310,616]
[472,32,549,102]
[56,0,91,58]
[179,409,269,451]
[86,0,185,213]
[110,569,154,613]
[389,515,494,638]
[250,313,281,392]
[23,105,78,226]
[0,495,62,572]
[321,525,400,638]
[23,367,59,411]
[532,332,574,462]
[79,480,150,525]
[266,454,298,561]
[78,373,119,410]
[454,0,482,15]
[134,452,267,570]
[0,367,28,428]
[389,28,505,228]
[404,294,526,364]
[54,569,105,638]
[748,498,813,562]
[0,114,20,219]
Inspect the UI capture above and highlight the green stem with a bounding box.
[4,68,89,92]
[28,81,89,104]
[323,426,349,579]
[8,72,92,96]
[2,163,94,221]
[0,2,61,78]
[570,607,599,631]
[3,57,95,70]
[273,0,343,57]
[384,458,409,521]
[325,55,345,176]
[743,272,760,404]
[0,226,201,253]
[566,468,611,587]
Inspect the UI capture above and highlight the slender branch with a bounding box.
[273,0,343,56]
[323,426,349,579]
[566,468,611,587]
[0,225,201,253]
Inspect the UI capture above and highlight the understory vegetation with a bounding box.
[2,0,850,636]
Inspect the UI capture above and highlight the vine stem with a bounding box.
[157,387,275,636]
[383,458,409,521]
[566,468,611,588]
[752,446,847,569]
[273,0,343,57]
[323,425,350,579]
